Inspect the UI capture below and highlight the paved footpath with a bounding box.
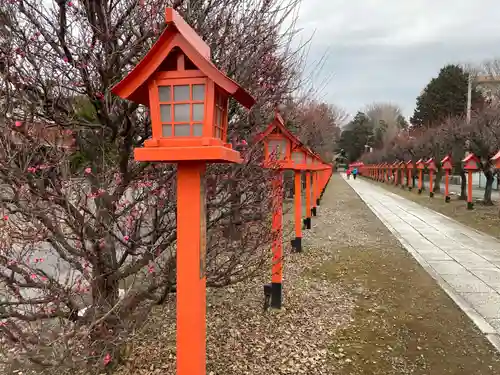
[344,175,500,351]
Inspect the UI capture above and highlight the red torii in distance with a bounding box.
[112,8,255,375]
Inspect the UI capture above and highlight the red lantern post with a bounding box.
[304,153,314,229]
[426,158,437,197]
[256,112,311,306]
[111,8,255,375]
[441,155,453,202]
[406,160,414,191]
[416,159,425,194]
[462,153,481,210]
[393,162,399,185]
[399,161,406,187]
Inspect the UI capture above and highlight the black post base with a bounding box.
[467,202,474,210]
[303,217,311,229]
[445,196,451,203]
[271,282,282,309]
[430,192,434,198]
[418,188,422,194]
[312,207,317,217]
[291,237,302,252]
[316,198,320,206]
[408,187,413,191]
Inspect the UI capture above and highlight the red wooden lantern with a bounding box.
[392,162,399,185]
[255,112,307,302]
[399,161,406,187]
[111,9,255,375]
[416,158,425,193]
[462,153,481,210]
[441,155,453,202]
[491,150,500,169]
[256,112,294,169]
[112,8,254,163]
[406,160,414,190]
[426,158,437,198]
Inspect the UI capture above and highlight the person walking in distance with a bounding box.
[352,167,358,180]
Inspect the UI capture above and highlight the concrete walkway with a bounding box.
[344,175,500,351]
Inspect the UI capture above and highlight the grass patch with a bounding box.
[307,176,500,374]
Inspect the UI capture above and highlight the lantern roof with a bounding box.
[416,158,425,165]
[462,153,480,164]
[462,153,481,170]
[441,155,452,164]
[491,150,500,162]
[406,160,413,167]
[111,8,255,109]
[254,111,301,146]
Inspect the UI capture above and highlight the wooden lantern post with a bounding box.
[304,152,313,229]
[385,163,389,183]
[406,160,414,191]
[256,112,306,306]
[462,153,481,210]
[426,158,437,198]
[441,155,453,203]
[111,9,255,375]
[311,157,320,215]
[399,161,405,187]
[416,159,425,194]
[392,162,398,185]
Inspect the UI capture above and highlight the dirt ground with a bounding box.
[112,174,500,375]
[367,178,500,240]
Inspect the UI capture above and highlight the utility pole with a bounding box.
[467,72,472,124]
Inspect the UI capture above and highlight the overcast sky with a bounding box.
[295,0,500,119]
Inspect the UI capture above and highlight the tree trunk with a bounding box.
[459,170,467,200]
[434,170,442,193]
[483,168,495,206]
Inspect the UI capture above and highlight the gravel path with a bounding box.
[114,176,355,375]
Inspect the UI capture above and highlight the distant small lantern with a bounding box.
[112,8,254,163]
[260,113,292,168]
[399,161,406,187]
[426,158,437,198]
[441,155,453,203]
[462,153,481,210]
[255,111,310,301]
[416,158,425,193]
[491,150,500,170]
[392,162,398,185]
[406,160,414,190]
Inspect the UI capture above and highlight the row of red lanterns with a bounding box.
[111,8,333,375]
[360,151,500,210]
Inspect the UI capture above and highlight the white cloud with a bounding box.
[296,0,500,117]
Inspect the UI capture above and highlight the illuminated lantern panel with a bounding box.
[214,89,228,140]
[267,138,288,161]
[157,81,207,138]
[291,150,305,165]
[306,155,312,165]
